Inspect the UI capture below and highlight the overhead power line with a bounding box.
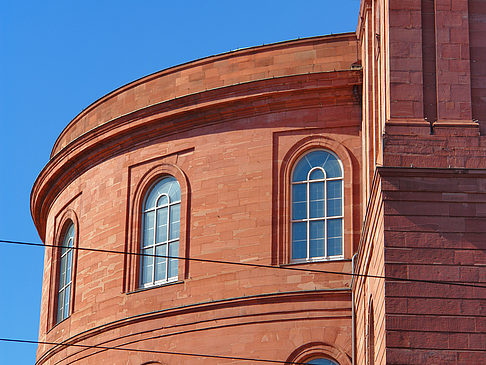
[1,239,485,289]
[0,337,308,364]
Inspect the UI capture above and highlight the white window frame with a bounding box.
[141,178,181,288]
[57,223,74,323]
[290,150,344,262]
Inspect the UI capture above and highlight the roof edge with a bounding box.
[50,32,357,158]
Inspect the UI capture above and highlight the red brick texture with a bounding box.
[382,168,486,365]
[355,0,486,364]
[355,168,486,365]
[33,0,486,363]
[32,35,362,364]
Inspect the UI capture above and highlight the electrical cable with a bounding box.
[0,337,308,364]
[1,239,485,289]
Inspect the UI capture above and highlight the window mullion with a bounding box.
[341,176,344,257]
[58,289,64,321]
[166,202,171,281]
[67,238,73,286]
[152,207,158,285]
[306,180,310,261]
[66,249,71,290]
[59,257,64,294]
[324,178,327,258]
[140,213,145,287]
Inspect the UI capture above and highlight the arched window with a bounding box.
[306,358,339,365]
[141,176,181,287]
[57,222,75,323]
[291,150,343,261]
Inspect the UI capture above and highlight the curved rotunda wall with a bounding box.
[50,33,357,157]
[33,34,362,364]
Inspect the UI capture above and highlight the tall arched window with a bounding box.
[291,150,343,261]
[57,222,75,323]
[141,176,181,287]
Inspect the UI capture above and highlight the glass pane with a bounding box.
[292,222,307,260]
[310,200,324,219]
[156,194,169,207]
[306,150,329,169]
[141,247,154,285]
[306,359,338,365]
[156,207,168,243]
[143,211,155,247]
[327,237,343,256]
[57,290,65,321]
[154,244,167,282]
[327,180,342,217]
[65,250,72,285]
[168,240,179,279]
[64,285,71,318]
[292,202,307,220]
[292,183,306,203]
[292,157,312,182]
[292,184,307,220]
[59,256,67,288]
[309,239,325,257]
[327,218,343,256]
[310,181,324,200]
[293,150,342,182]
[144,188,158,210]
[167,180,181,202]
[310,220,325,240]
[145,177,180,209]
[309,220,325,257]
[67,225,75,243]
[61,226,73,254]
[309,168,324,180]
[324,154,342,178]
[327,198,342,217]
[327,180,342,199]
[327,218,342,238]
[309,182,324,218]
[292,240,307,260]
[156,178,173,196]
[292,221,306,241]
[61,224,75,255]
[169,204,180,240]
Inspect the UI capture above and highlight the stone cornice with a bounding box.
[377,166,486,178]
[31,70,362,241]
[51,33,358,157]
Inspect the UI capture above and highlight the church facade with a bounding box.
[32,1,486,364]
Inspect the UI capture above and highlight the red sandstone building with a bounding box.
[32,0,486,364]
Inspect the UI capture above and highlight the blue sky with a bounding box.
[0,1,360,363]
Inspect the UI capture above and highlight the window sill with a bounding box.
[127,280,184,295]
[47,315,71,334]
[282,257,351,267]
